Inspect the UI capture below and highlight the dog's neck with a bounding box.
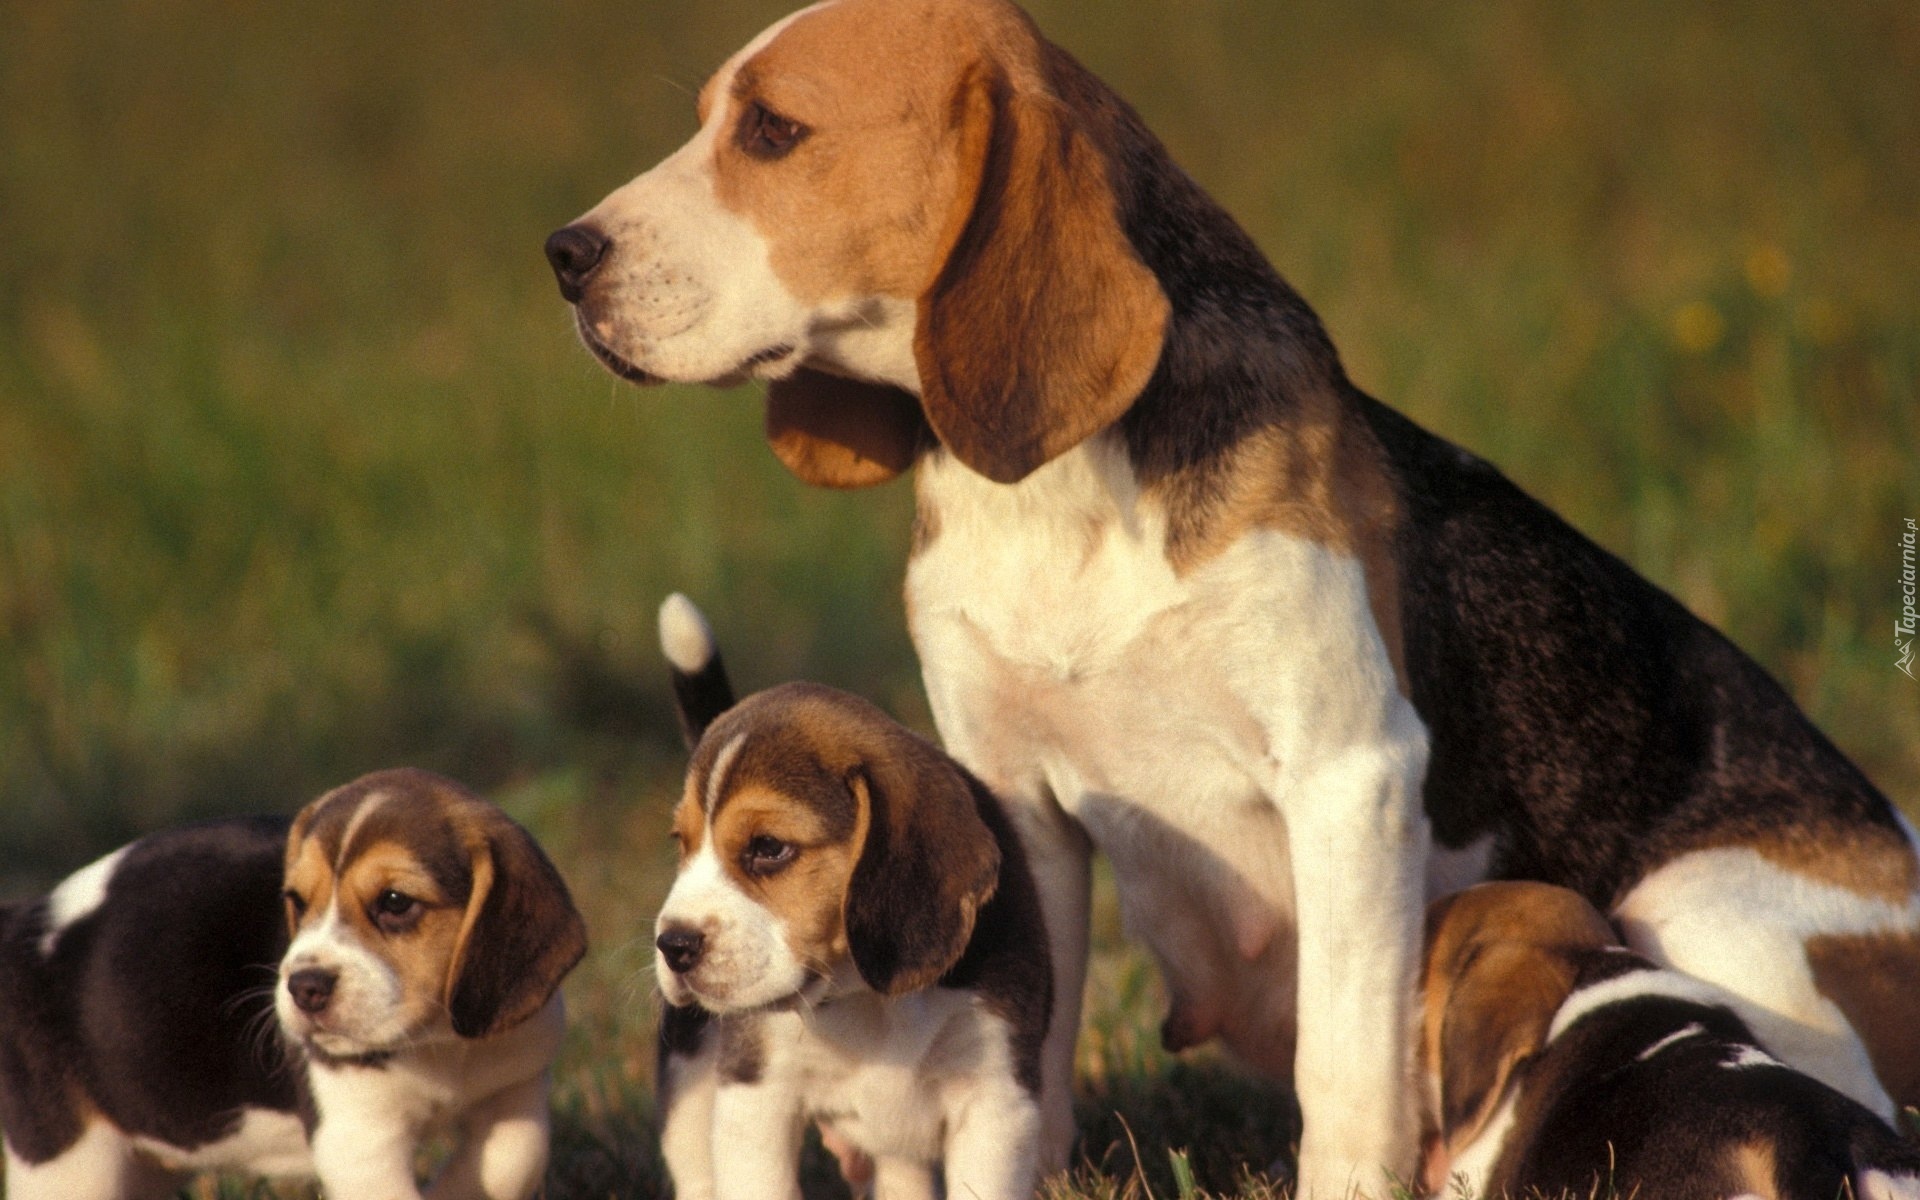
[901,55,1381,570]
[1050,36,1355,486]
[301,1042,395,1071]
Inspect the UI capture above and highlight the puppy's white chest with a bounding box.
[811,1061,946,1159]
[778,992,994,1159]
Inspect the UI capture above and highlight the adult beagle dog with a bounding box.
[1420,883,1920,1200]
[0,768,586,1200]
[543,0,1920,1193]
[650,593,1051,1200]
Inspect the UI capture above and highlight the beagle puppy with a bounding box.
[650,593,1051,1200]
[1420,883,1920,1200]
[544,1,1920,1193]
[0,768,586,1200]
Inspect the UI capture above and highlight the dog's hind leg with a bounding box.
[4,1121,177,1200]
[1615,844,1920,1119]
[1802,925,1920,1121]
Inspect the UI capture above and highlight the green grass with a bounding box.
[2,0,1917,1195]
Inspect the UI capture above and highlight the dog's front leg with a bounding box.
[1283,700,1430,1200]
[871,1156,939,1200]
[916,611,1088,1178]
[998,790,1092,1177]
[658,1004,721,1200]
[944,1084,1043,1200]
[710,1079,804,1200]
[311,1103,428,1200]
[425,1072,552,1200]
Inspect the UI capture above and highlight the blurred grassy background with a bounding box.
[1,0,1916,1194]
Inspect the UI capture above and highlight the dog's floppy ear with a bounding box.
[1432,940,1568,1153]
[445,805,588,1039]
[765,368,929,489]
[914,52,1169,484]
[843,736,1000,995]
[1421,884,1616,1173]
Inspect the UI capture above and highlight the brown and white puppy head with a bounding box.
[654,682,999,1013]
[1417,881,1618,1193]
[547,0,1169,488]
[276,768,587,1059]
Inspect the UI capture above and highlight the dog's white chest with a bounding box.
[778,991,1005,1159]
[907,440,1415,1066]
[812,1061,946,1159]
[911,442,1377,808]
[910,441,1281,792]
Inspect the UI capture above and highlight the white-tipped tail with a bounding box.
[659,592,716,673]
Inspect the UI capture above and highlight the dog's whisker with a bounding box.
[651,72,696,100]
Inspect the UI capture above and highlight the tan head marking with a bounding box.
[704,0,1168,487]
[661,683,999,1006]
[279,769,585,1049]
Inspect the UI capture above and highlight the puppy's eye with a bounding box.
[370,889,422,932]
[737,101,808,160]
[283,889,308,919]
[742,834,797,877]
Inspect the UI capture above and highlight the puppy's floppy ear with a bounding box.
[914,51,1169,484]
[1422,884,1616,1163]
[445,805,588,1039]
[1433,941,1569,1152]
[844,737,1000,995]
[765,368,930,489]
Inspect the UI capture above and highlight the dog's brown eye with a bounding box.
[283,889,307,918]
[742,834,796,877]
[737,101,808,160]
[370,889,422,932]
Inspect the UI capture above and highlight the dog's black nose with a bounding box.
[287,967,337,1015]
[656,927,706,975]
[544,224,609,302]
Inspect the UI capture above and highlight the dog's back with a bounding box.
[0,817,304,1192]
[1424,884,1920,1200]
[1493,959,1920,1200]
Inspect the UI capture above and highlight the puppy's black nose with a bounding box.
[656,927,706,975]
[544,224,609,302]
[287,967,337,1015]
